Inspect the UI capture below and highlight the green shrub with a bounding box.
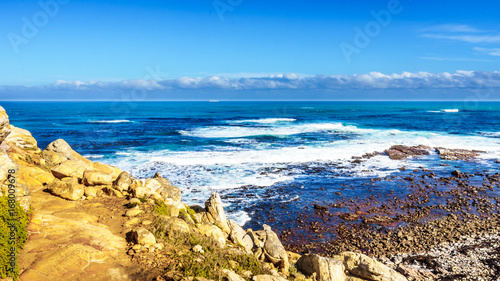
[0,197,30,280]
[153,201,172,216]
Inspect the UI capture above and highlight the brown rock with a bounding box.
[47,178,85,201]
[296,254,346,281]
[51,160,93,179]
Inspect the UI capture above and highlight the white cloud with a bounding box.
[422,24,485,33]
[422,34,500,44]
[42,71,500,92]
[474,47,500,56]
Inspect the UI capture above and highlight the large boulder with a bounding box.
[42,150,67,166]
[196,223,226,248]
[4,125,38,151]
[114,172,134,191]
[154,172,182,202]
[129,227,156,246]
[51,160,93,179]
[435,147,480,160]
[334,252,407,281]
[92,162,123,181]
[297,254,346,281]
[47,178,85,201]
[384,145,430,160]
[154,216,191,236]
[228,220,254,252]
[0,106,11,142]
[83,170,113,186]
[0,147,19,183]
[203,192,230,233]
[45,139,93,166]
[263,224,290,274]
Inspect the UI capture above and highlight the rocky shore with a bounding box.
[0,107,499,281]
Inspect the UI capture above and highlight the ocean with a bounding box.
[3,101,500,232]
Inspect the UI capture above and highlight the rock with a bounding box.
[154,172,182,202]
[263,224,289,274]
[84,185,104,198]
[203,192,230,233]
[16,165,55,190]
[252,275,288,281]
[92,162,122,181]
[114,172,134,191]
[123,218,141,228]
[47,178,85,201]
[451,170,462,177]
[0,106,11,142]
[155,216,191,236]
[42,150,68,167]
[385,145,430,160]
[396,265,437,281]
[0,147,19,183]
[222,269,245,281]
[129,198,141,205]
[435,147,480,160]
[297,254,346,281]
[130,227,156,246]
[5,125,38,150]
[334,252,407,281]
[83,170,113,186]
[228,220,254,252]
[192,245,204,253]
[196,223,226,248]
[45,139,93,166]
[125,208,143,217]
[51,160,93,179]
[130,178,164,199]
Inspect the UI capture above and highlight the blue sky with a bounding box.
[1,0,500,100]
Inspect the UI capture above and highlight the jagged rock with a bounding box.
[263,224,289,274]
[5,125,38,150]
[228,220,254,252]
[45,139,93,166]
[154,172,182,202]
[385,145,430,160]
[196,223,226,248]
[252,275,288,281]
[297,254,346,281]
[84,185,104,198]
[92,162,122,180]
[125,208,143,217]
[435,147,481,160]
[0,106,11,142]
[203,192,230,233]
[334,252,407,281]
[248,230,264,249]
[114,172,134,191]
[47,178,85,201]
[222,269,245,281]
[51,159,93,179]
[130,227,156,246]
[384,149,407,160]
[0,147,19,183]
[42,150,67,166]
[83,170,113,186]
[155,216,191,236]
[396,265,437,281]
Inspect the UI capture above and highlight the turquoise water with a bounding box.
[3,101,500,228]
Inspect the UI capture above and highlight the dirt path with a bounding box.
[18,190,139,281]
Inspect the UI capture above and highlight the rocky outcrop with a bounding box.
[384,145,430,160]
[263,224,289,274]
[51,159,93,179]
[334,252,407,281]
[45,138,94,166]
[196,223,227,247]
[435,147,481,160]
[47,177,85,201]
[0,106,11,142]
[228,220,254,252]
[202,192,230,233]
[296,254,346,281]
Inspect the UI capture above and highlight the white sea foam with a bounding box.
[230,118,297,124]
[427,109,460,113]
[115,152,132,156]
[180,122,359,138]
[83,154,104,159]
[89,120,132,123]
[480,132,500,138]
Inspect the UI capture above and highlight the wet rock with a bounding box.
[435,147,481,161]
[385,145,430,160]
